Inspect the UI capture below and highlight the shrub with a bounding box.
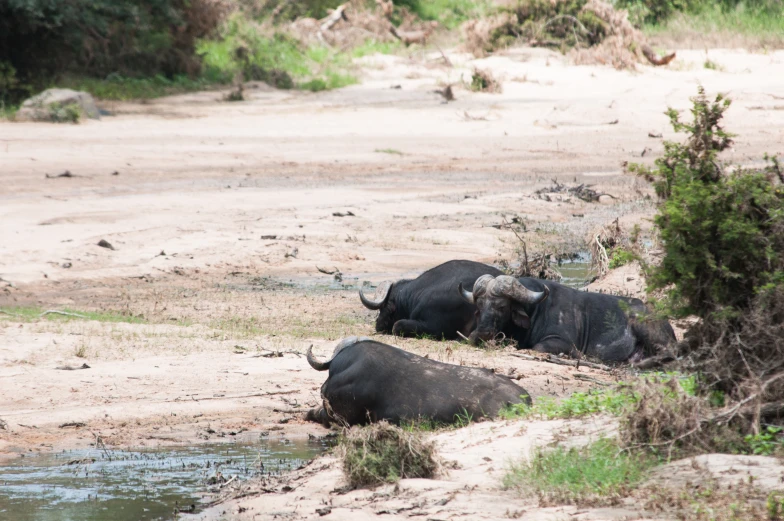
[339,422,440,488]
[0,0,226,105]
[628,87,784,431]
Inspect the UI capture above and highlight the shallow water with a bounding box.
[556,251,595,289]
[0,436,326,521]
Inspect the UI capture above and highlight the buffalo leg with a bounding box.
[392,319,444,339]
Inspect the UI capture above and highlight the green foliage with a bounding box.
[340,422,439,487]
[504,438,652,501]
[609,248,637,269]
[501,388,637,420]
[769,493,784,520]
[744,426,783,456]
[0,0,225,104]
[628,87,784,320]
[197,16,356,92]
[48,102,82,124]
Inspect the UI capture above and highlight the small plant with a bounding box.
[340,422,440,488]
[608,248,637,269]
[768,493,784,520]
[74,344,87,358]
[48,102,81,123]
[744,426,783,456]
[703,59,724,70]
[374,148,404,155]
[469,68,501,93]
[504,438,651,503]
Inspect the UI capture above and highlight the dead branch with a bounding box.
[316,266,339,275]
[273,408,304,414]
[320,3,348,33]
[573,373,610,385]
[59,422,87,428]
[0,310,21,317]
[641,44,676,66]
[55,363,91,370]
[40,310,88,319]
[509,351,612,372]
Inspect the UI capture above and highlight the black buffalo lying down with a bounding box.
[359,260,503,340]
[459,275,675,363]
[305,337,532,426]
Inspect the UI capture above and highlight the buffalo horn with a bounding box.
[306,345,330,371]
[492,275,549,305]
[358,281,392,310]
[458,282,475,304]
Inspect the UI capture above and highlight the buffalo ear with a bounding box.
[512,308,531,329]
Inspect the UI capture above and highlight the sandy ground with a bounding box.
[2,46,784,518]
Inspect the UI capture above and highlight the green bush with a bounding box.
[629,87,784,319]
[0,0,225,105]
[629,86,784,436]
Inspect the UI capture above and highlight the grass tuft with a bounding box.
[374,148,404,155]
[504,438,652,504]
[340,421,440,488]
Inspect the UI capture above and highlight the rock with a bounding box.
[97,239,115,250]
[16,89,100,122]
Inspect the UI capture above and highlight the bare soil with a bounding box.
[2,46,783,517]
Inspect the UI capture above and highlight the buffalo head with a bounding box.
[459,275,549,344]
[359,281,396,332]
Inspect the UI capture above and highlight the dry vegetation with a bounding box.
[339,421,440,487]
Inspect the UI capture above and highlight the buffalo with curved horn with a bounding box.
[305,337,532,426]
[459,275,675,363]
[359,260,503,340]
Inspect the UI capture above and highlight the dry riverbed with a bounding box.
[2,46,784,519]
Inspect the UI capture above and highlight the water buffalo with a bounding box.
[458,275,675,363]
[359,260,503,340]
[305,337,532,427]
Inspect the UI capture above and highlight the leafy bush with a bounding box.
[628,86,784,437]
[0,0,226,104]
[340,422,440,488]
[504,438,652,503]
[630,88,784,320]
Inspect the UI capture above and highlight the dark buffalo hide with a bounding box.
[305,337,532,426]
[359,260,503,340]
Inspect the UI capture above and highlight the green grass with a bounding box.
[500,373,697,420]
[197,15,358,93]
[0,306,146,324]
[501,388,637,420]
[375,148,404,155]
[352,40,402,58]
[56,74,214,101]
[503,438,652,501]
[643,5,784,47]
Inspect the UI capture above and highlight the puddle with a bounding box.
[0,436,327,521]
[556,251,595,289]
